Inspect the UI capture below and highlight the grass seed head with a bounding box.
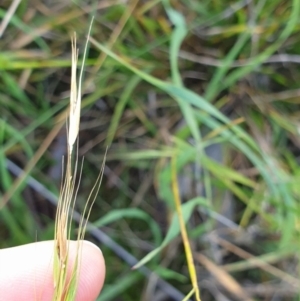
[53,21,94,301]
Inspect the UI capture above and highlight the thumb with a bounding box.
[0,240,105,301]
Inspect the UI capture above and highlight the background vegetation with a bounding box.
[1,0,300,300]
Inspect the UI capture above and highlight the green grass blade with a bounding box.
[204,32,250,101]
[132,197,207,269]
[105,75,141,146]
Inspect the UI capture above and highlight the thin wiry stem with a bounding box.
[171,155,201,301]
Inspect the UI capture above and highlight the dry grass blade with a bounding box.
[88,0,139,82]
[196,253,254,301]
[0,0,22,38]
[9,1,119,49]
[213,236,300,287]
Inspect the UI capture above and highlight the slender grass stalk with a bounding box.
[182,288,195,301]
[171,155,201,301]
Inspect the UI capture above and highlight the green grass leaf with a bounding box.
[132,197,207,269]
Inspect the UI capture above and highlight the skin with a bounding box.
[0,240,105,301]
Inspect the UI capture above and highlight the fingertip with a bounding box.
[0,240,105,301]
[74,240,105,301]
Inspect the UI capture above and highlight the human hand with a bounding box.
[0,240,105,301]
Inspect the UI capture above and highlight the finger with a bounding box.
[0,240,105,301]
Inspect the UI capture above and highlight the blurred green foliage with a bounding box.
[1,0,300,300]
